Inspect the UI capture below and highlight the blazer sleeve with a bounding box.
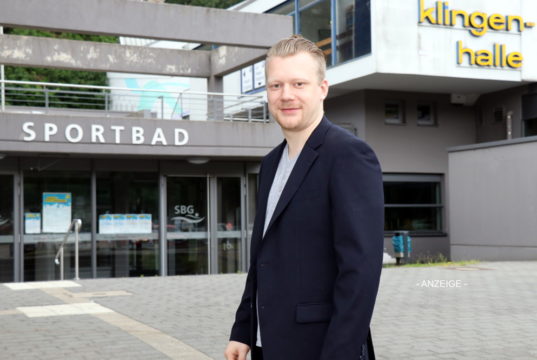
[229,159,267,346]
[320,139,384,359]
[229,268,254,346]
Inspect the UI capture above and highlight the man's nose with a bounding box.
[281,84,294,100]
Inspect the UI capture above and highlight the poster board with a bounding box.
[99,214,152,234]
[42,193,72,233]
[24,213,41,234]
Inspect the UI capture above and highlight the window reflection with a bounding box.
[96,172,159,278]
[0,175,14,282]
[167,177,208,275]
[23,171,91,281]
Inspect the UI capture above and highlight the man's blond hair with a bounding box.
[266,34,326,83]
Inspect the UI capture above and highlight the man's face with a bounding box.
[266,52,328,133]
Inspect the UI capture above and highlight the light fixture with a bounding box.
[187,157,209,165]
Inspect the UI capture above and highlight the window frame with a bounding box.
[383,174,445,236]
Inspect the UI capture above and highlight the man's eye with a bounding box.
[295,82,304,87]
[269,84,280,89]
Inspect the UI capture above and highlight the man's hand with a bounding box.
[224,341,250,360]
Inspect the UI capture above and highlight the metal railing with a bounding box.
[0,80,269,122]
[54,219,82,281]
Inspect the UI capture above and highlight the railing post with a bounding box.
[0,26,4,112]
[159,95,164,119]
[104,90,109,111]
[44,87,49,108]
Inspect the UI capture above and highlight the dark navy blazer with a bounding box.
[230,117,384,360]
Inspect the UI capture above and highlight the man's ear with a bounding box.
[320,79,329,100]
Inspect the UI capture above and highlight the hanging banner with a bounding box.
[42,193,72,233]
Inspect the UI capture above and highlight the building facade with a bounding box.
[1,0,536,282]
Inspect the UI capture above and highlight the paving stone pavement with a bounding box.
[1,261,536,359]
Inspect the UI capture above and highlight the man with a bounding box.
[225,35,384,360]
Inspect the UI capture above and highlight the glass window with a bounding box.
[335,0,355,63]
[217,178,242,274]
[167,177,208,275]
[385,100,405,125]
[96,172,159,278]
[23,171,91,281]
[417,103,436,126]
[300,0,332,67]
[524,118,537,136]
[0,175,14,282]
[384,178,443,232]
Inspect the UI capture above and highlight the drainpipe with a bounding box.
[506,111,513,140]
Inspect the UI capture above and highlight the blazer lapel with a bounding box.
[263,117,331,237]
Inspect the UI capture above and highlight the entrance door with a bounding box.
[215,177,242,273]
[167,176,209,275]
[0,175,14,282]
[166,175,245,275]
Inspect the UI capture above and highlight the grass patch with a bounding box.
[383,253,480,268]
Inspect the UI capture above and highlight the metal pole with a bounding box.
[160,95,164,119]
[74,220,80,280]
[1,26,5,112]
[60,247,64,281]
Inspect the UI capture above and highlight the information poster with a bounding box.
[42,193,72,233]
[24,213,41,234]
[99,214,114,234]
[241,66,253,93]
[253,61,266,89]
[99,214,152,234]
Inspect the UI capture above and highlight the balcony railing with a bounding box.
[0,80,268,122]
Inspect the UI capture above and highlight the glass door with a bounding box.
[0,175,14,282]
[167,177,209,275]
[23,171,92,281]
[216,177,242,273]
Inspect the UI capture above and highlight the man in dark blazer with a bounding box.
[225,35,384,360]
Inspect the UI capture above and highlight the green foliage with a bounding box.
[3,28,116,108]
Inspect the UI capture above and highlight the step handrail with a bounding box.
[54,219,82,281]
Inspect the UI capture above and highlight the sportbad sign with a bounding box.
[419,0,535,68]
[22,122,189,146]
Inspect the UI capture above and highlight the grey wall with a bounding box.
[475,86,527,143]
[364,90,476,174]
[325,91,366,138]
[449,138,537,261]
[0,112,282,159]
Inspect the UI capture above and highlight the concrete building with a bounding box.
[1,0,536,282]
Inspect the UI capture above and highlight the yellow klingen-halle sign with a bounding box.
[419,0,534,68]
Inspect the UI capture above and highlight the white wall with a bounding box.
[373,0,537,82]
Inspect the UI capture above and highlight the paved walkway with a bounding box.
[1,261,536,359]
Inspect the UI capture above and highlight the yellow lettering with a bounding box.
[451,9,469,27]
[507,15,524,32]
[507,52,523,68]
[437,1,443,25]
[469,12,488,36]
[476,50,492,66]
[494,43,501,66]
[488,14,505,30]
[457,41,475,65]
[419,0,436,24]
